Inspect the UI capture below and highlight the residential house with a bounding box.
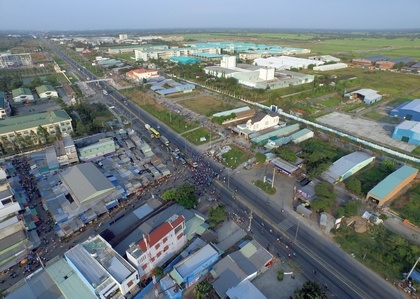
[12,87,34,103]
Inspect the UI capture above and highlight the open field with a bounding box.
[182,127,213,145]
[110,52,136,61]
[120,88,198,133]
[362,110,400,124]
[179,96,235,116]
[221,144,252,169]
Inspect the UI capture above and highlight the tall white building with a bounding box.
[65,235,139,299]
[126,214,186,280]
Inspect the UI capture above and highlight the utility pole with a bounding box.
[271,167,275,189]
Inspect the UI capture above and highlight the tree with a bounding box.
[175,183,197,209]
[255,152,266,164]
[152,266,164,278]
[312,182,337,212]
[194,281,212,299]
[344,176,362,195]
[337,200,362,218]
[208,204,227,227]
[273,146,297,162]
[294,281,327,299]
[162,189,177,201]
[55,125,62,140]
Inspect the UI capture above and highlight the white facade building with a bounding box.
[65,235,139,299]
[245,113,280,131]
[313,63,348,71]
[254,56,324,70]
[126,214,186,280]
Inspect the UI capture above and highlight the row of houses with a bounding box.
[6,85,58,104]
[5,199,273,299]
[352,55,420,72]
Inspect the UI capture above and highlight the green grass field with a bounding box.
[319,97,342,108]
[183,127,213,145]
[221,144,252,169]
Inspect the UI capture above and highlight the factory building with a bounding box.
[390,99,420,121]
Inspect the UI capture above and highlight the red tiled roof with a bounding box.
[138,215,185,251]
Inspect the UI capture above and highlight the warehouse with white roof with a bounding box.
[321,151,375,184]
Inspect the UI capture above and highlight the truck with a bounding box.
[103,89,108,95]
[187,158,198,168]
[160,136,169,146]
[145,124,151,131]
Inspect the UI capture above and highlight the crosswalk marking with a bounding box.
[278,219,294,231]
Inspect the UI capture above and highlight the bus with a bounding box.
[150,127,160,138]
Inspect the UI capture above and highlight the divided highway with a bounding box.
[42,38,405,299]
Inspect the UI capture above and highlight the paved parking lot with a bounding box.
[317,112,416,152]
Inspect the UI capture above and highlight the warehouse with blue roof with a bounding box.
[392,120,420,145]
[390,99,420,121]
[367,165,418,207]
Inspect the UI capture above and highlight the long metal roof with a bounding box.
[368,165,418,200]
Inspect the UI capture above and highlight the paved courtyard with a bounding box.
[317,112,416,152]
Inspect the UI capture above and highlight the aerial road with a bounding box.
[41,37,405,299]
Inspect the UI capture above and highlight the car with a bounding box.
[299,178,311,186]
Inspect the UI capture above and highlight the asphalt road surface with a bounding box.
[42,38,406,299]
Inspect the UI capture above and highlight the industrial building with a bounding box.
[136,46,219,62]
[254,56,324,70]
[321,151,374,184]
[35,85,58,99]
[390,99,420,121]
[313,63,348,71]
[250,123,300,145]
[43,162,120,236]
[109,44,168,54]
[12,87,34,103]
[264,128,314,149]
[77,137,117,161]
[185,41,309,59]
[391,120,420,145]
[344,89,382,104]
[65,235,139,298]
[308,55,341,63]
[367,165,418,207]
[204,56,315,90]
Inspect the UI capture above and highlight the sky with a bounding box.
[1,0,419,31]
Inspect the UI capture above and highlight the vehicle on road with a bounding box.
[160,135,169,146]
[103,89,108,95]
